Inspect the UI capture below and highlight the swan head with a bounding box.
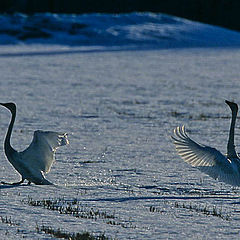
[0,102,16,113]
[225,100,238,113]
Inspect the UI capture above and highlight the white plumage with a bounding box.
[172,100,240,186]
[0,102,69,185]
[21,131,69,174]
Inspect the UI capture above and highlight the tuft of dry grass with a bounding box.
[0,216,19,226]
[149,201,231,221]
[36,224,109,240]
[26,197,115,220]
[26,196,136,229]
[173,201,231,220]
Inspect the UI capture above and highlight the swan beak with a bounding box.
[0,103,9,109]
[0,102,16,112]
[225,100,238,112]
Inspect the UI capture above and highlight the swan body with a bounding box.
[172,100,240,186]
[0,102,69,185]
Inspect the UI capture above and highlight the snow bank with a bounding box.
[1,12,240,47]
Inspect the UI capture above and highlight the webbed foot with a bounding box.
[1,178,25,185]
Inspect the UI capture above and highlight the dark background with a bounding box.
[1,0,240,32]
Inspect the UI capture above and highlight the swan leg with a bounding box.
[27,181,31,185]
[1,178,25,185]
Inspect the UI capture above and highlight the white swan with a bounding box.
[0,102,69,185]
[172,100,240,186]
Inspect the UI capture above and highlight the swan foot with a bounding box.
[1,178,25,185]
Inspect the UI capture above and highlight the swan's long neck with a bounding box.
[227,107,238,159]
[4,109,16,158]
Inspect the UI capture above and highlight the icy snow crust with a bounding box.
[1,13,240,239]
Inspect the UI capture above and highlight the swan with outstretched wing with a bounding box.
[172,100,240,186]
[0,102,69,185]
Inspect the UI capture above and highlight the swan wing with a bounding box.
[20,130,69,173]
[172,126,240,186]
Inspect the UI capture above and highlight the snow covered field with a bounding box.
[1,12,240,239]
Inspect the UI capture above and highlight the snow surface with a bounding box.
[1,12,240,239]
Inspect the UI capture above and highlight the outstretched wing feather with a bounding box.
[172,126,240,186]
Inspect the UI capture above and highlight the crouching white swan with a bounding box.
[172,100,240,186]
[0,102,69,185]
